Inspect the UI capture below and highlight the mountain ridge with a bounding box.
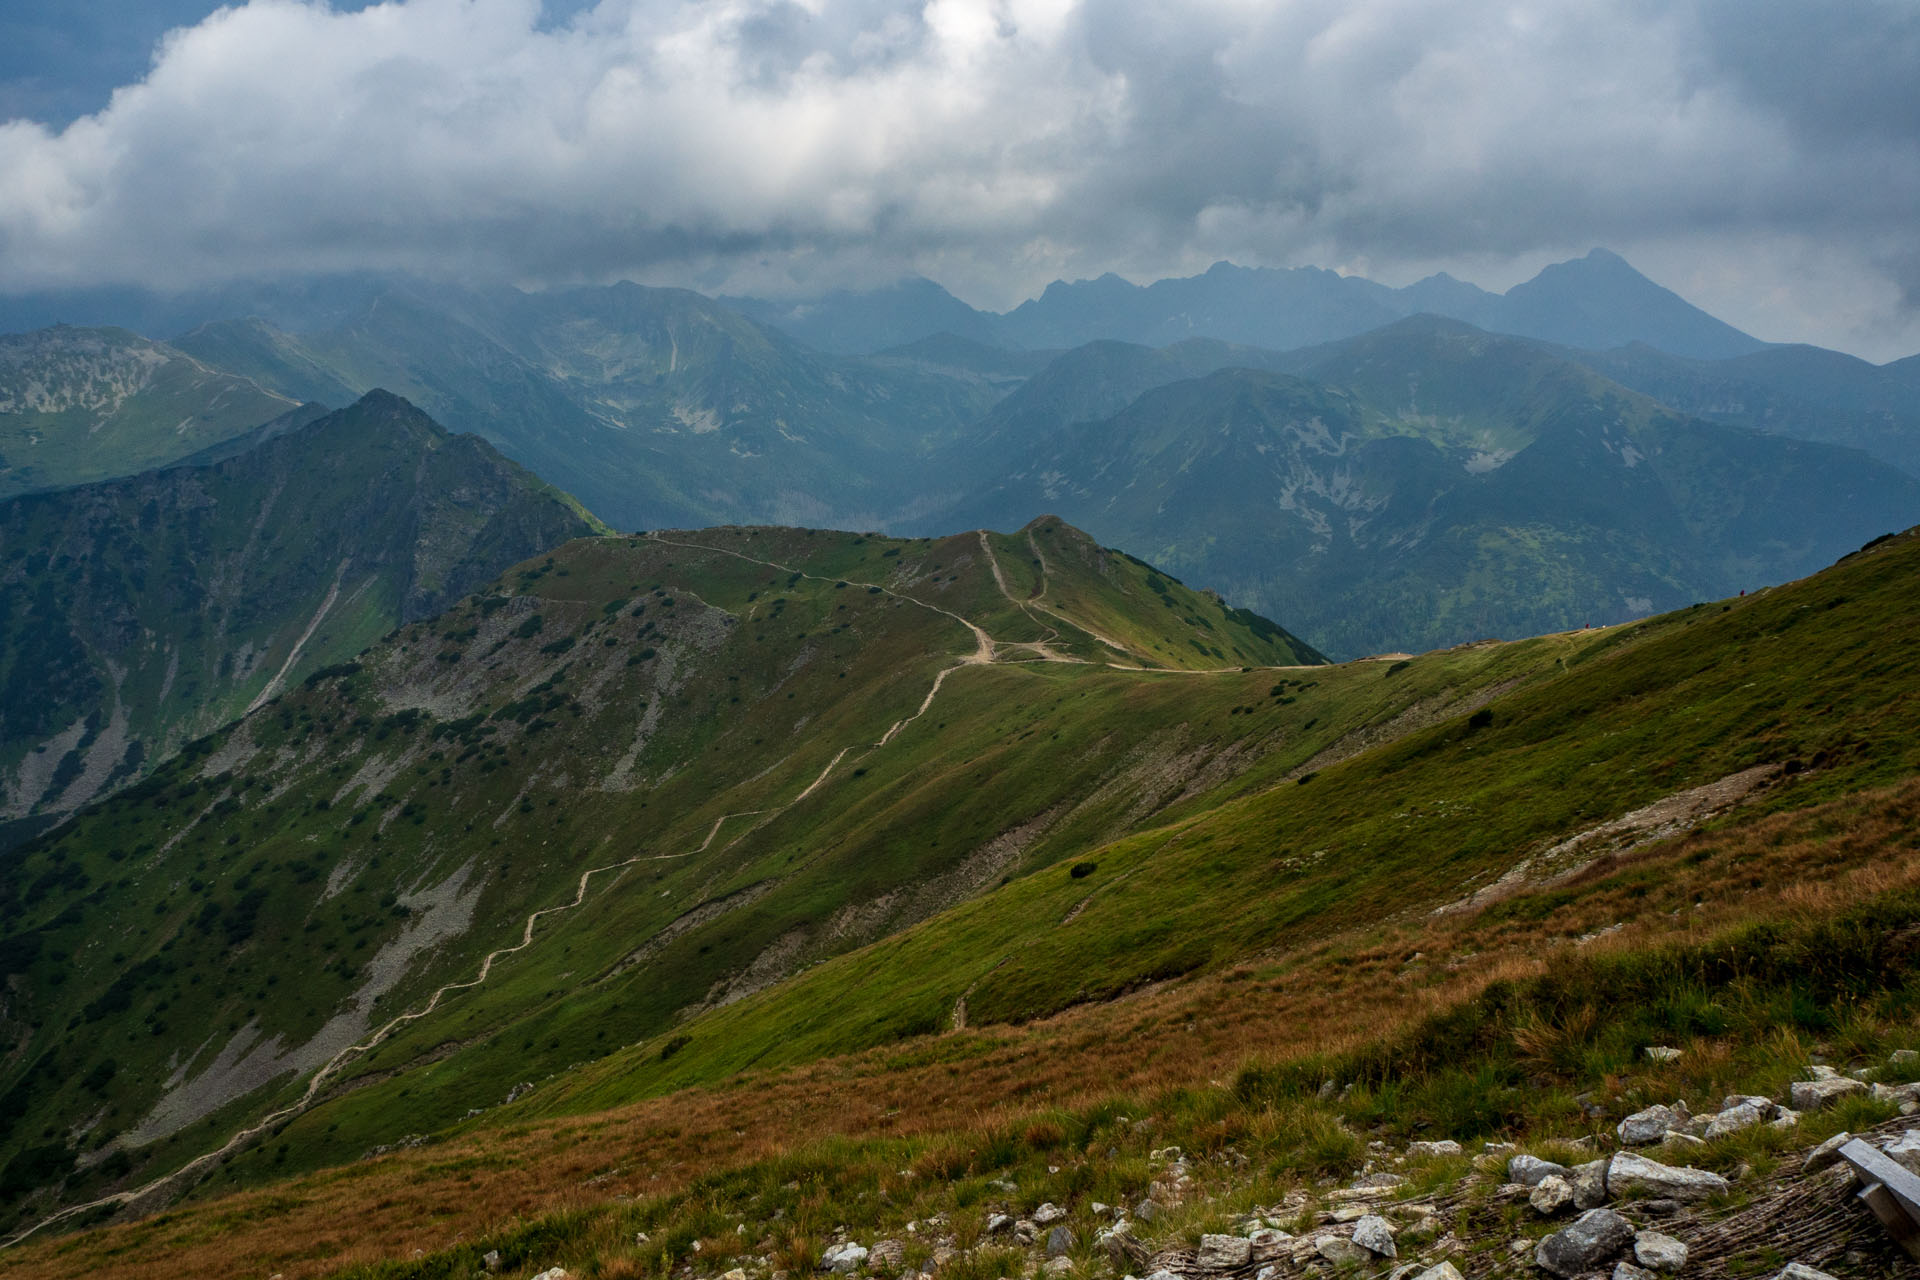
[0,389,603,839]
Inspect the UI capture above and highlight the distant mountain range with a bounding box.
[0,326,297,498]
[730,249,1770,360]
[925,317,1920,656]
[0,391,601,844]
[2,251,1916,663]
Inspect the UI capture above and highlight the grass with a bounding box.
[3,527,1918,1274]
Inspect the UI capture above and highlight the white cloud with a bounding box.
[2,0,1918,358]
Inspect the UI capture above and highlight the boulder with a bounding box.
[1414,1265,1465,1280]
[482,1252,502,1275]
[1613,1264,1656,1280]
[1633,1230,1688,1272]
[1607,1152,1730,1202]
[869,1241,906,1272]
[1196,1234,1251,1270]
[1803,1131,1851,1172]
[1789,1075,1868,1111]
[822,1243,869,1273]
[1772,1267,1840,1280]
[1508,1154,1570,1187]
[531,1270,568,1280]
[1351,1215,1396,1259]
[1571,1159,1611,1209]
[1096,1221,1141,1264]
[1872,1082,1920,1105]
[1891,1049,1920,1069]
[1703,1101,1769,1140]
[1529,1176,1576,1215]
[1619,1105,1686,1146]
[1769,1107,1802,1131]
[1247,1229,1292,1263]
[1041,1260,1073,1278]
[1536,1209,1637,1279]
[1045,1227,1075,1259]
[1314,1236,1371,1266]
[1883,1129,1920,1174]
[1033,1203,1067,1226]
[1133,1199,1162,1224]
[1406,1139,1462,1158]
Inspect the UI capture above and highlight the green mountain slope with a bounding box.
[0,326,296,497]
[0,518,1337,1226]
[933,319,1920,657]
[8,520,1920,1276]
[0,391,604,841]
[5,522,1920,1273]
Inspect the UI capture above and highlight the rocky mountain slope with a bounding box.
[0,516,1330,1230]
[0,326,296,497]
[0,390,603,843]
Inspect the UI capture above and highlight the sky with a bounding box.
[2,1,1918,361]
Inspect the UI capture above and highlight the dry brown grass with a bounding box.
[8,775,1919,1279]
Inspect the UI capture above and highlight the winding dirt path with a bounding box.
[9,528,1290,1246]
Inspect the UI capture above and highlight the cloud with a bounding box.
[2,0,1919,358]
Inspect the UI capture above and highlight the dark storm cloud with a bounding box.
[1,0,1918,357]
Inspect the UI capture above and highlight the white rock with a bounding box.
[1529,1175,1576,1215]
[1247,1228,1292,1263]
[1803,1131,1851,1172]
[1508,1153,1570,1187]
[1315,1236,1371,1265]
[1351,1215,1396,1259]
[1042,1260,1073,1277]
[1883,1129,1920,1174]
[1406,1139,1462,1158]
[1790,1075,1868,1111]
[1772,1266,1841,1280]
[531,1270,569,1280]
[1613,1264,1656,1280]
[1703,1101,1768,1139]
[1606,1152,1730,1202]
[1891,1049,1920,1068]
[724,1270,750,1280]
[1633,1230,1688,1272]
[822,1243,870,1274]
[870,1241,906,1272]
[1645,1046,1682,1062]
[1571,1159,1611,1209]
[986,1214,1014,1235]
[1033,1203,1067,1226]
[1619,1105,1686,1146]
[1414,1265,1465,1280]
[1769,1107,1802,1131]
[1196,1235,1251,1270]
